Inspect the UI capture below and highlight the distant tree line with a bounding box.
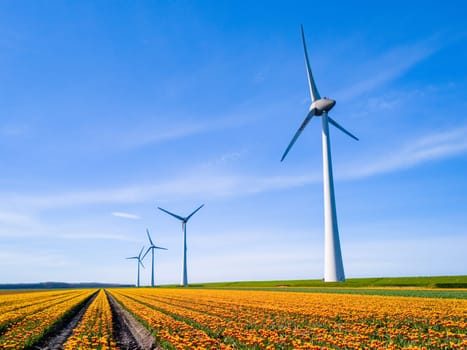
[0,282,134,289]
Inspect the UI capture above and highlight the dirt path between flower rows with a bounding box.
[31,290,158,350]
[33,291,98,349]
[106,291,158,350]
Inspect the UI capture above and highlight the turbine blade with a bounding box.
[158,207,185,221]
[327,116,359,141]
[142,247,151,260]
[138,246,145,259]
[146,228,155,246]
[139,260,145,269]
[186,204,204,222]
[301,25,320,102]
[154,246,168,250]
[126,256,138,260]
[281,110,315,162]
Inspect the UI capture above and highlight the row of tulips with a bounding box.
[63,289,119,350]
[0,289,96,349]
[109,288,467,349]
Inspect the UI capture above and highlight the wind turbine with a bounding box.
[142,228,167,287]
[281,25,358,282]
[157,204,204,286]
[126,246,145,287]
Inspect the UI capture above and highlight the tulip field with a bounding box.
[108,288,467,349]
[0,286,466,349]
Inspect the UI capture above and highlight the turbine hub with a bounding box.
[311,98,336,115]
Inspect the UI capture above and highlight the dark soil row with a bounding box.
[27,289,159,350]
[106,291,158,350]
[31,291,98,350]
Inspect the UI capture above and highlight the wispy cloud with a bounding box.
[0,250,69,268]
[113,122,212,149]
[86,109,260,152]
[3,172,320,210]
[2,125,466,210]
[205,149,248,167]
[366,95,402,111]
[346,126,467,178]
[0,211,47,238]
[336,37,440,101]
[111,212,141,220]
[61,232,138,241]
[0,211,35,226]
[218,151,243,163]
[344,234,467,277]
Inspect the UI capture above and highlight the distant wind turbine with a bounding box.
[281,25,359,282]
[142,228,167,287]
[126,246,145,287]
[158,204,204,286]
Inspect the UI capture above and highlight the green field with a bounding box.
[182,275,467,299]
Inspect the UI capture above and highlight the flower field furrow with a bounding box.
[108,289,232,349]
[0,289,96,349]
[63,289,118,350]
[0,290,89,334]
[110,288,467,349]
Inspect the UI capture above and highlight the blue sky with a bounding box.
[1,1,466,285]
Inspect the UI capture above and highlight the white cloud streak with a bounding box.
[0,250,69,268]
[344,235,467,277]
[88,109,260,152]
[61,232,138,241]
[111,212,141,220]
[0,211,35,226]
[2,126,466,210]
[345,126,467,179]
[2,173,319,210]
[336,38,440,101]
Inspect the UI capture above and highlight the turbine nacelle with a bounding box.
[310,98,336,115]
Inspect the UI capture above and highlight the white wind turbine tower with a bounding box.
[126,246,145,287]
[281,25,359,282]
[142,228,168,287]
[158,204,204,286]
